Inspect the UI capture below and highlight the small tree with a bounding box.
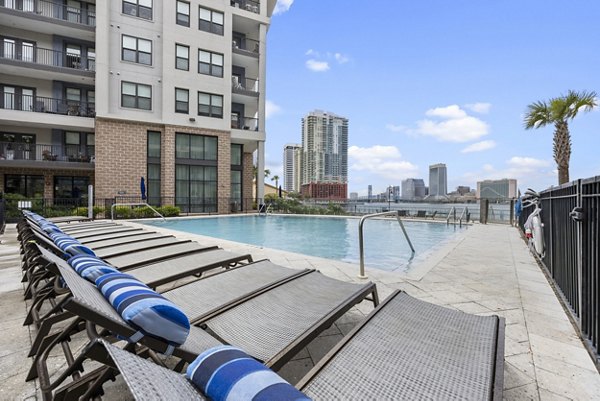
[271,175,280,189]
[524,90,597,184]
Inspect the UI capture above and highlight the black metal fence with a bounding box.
[0,196,259,223]
[519,176,600,363]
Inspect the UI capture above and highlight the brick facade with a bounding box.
[94,117,250,214]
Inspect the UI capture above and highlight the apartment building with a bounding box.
[0,0,275,213]
[300,110,348,199]
[477,178,517,200]
[282,142,300,193]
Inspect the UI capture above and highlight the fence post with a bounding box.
[576,179,583,324]
[87,185,94,219]
[510,199,515,225]
[480,199,488,224]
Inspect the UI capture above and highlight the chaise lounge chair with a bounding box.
[76,290,505,401]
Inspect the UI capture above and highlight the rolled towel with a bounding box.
[49,232,96,257]
[187,345,311,401]
[41,222,62,234]
[96,272,190,347]
[67,254,118,282]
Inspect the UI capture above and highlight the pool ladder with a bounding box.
[358,211,415,279]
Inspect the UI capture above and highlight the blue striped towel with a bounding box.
[49,232,96,257]
[96,272,190,347]
[187,345,311,401]
[41,222,62,234]
[67,254,118,282]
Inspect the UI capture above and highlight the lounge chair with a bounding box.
[26,244,253,357]
[76,290,504,401]
[398,210,407,217]
[28,254,377,400]
[84,233,174,249]
[416,210,427,218]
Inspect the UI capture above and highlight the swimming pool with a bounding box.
[144,215,464,272]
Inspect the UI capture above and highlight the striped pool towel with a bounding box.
[67,254,118,282]
[187,345,311,401]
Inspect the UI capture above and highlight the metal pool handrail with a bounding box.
[458,206,469,227]
[446,206,456,224]
[358,211,415,279]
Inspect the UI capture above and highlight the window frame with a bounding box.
[122,0,153,20]
[197,92,223,119]
[121,81,152,110]
[176,0,190,27]
[175,44,189,71]
[175,88,189,114]
[198,49,223,77]
[121,34,152,65]
[198,7,224,35]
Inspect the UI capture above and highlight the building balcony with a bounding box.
[0,42,95,72]
[232,76,259,97]
[231,0,260,14]
[232,37,260,58]
[0,92,95,130]
[231,115,258,131]
[0,0,94,41]
[0,141,95,170]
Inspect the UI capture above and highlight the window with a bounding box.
[66,0,81,23]
[123,0,152,20]
[86,133,95,157]
[66,88,81,104]
[65,131,80,158]
[176,1,190,26]
[199,7,223,35]
[4,175,44,198]
[231,144,243,210]
[175,165,217,213]
[121,82,151,110]
[122,35,152,65]
[87,48,96,70]
[147,131,161,205]
[65,44,81,68]
[54,176,89,199]
[174,88,189,114]
[198,92,223,118]
[198,50,223,77]
[175,44,189,70]
[175,133,217,160]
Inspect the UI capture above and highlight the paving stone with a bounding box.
[306,334,344,365]
[504,352,537,389]
[278,357,314,385]
[503,383,540,400]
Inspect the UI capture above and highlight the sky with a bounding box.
[264,0,600,196]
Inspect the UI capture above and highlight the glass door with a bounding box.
[3,86,15,110]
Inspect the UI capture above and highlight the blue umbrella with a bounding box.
[140,177,146,200]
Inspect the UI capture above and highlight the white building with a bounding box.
[428,163,448,198]
[282,143,301,192]
[0,0,275,213]
[477,179,518,200]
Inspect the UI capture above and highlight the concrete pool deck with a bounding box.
[1,220,599,399]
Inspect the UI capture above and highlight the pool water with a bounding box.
[144,215,464,272]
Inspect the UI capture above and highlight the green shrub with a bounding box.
[156,205,180,217]
[73,206,105,218]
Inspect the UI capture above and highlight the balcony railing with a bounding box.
[0,142,94,163]
[231,115,259,131]
[232,37,260,57]
[0,0,96,27]
[231,0,260,14]
[232,76,259,96]
[1,92,95,117]
[0,41,95,72]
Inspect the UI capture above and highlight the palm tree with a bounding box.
[524,90,597,184]
[271,175,280,189]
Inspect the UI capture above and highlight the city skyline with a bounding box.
[265,1,600,196]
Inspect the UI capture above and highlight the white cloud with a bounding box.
[348,145,418,180]
[506,156,551,169]
[406,105,490,142]
[461,140,497,153]
[385,124,406,132]
[465,102,492,114]
[334,53,349,64]
[305,49,317,57]
[425,105,467,119]
[305,59,330,72]
[265,100,281,119]
[273,0,294,15]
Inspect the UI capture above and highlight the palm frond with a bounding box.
[523,100,551,129]
[566,89,598,119]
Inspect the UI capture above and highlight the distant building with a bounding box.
[301,182,347,200]
[301,110,348,199]
[402,178,426,200]
[368,185,373,200]
[283,144,302,192]
[477,179,517,200]
[349,192,358,200]
[456,186,471,196]
[428,163,448,197]
[392,186,401,201]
